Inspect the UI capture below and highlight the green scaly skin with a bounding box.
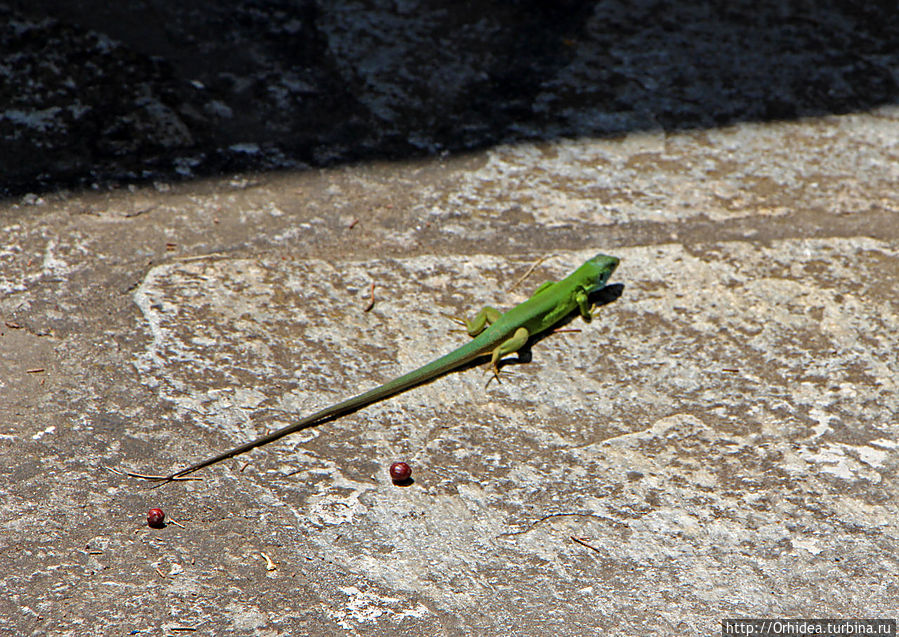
[161,253,619,482]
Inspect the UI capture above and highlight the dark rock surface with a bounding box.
[2,0,898,195]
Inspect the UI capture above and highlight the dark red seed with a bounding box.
[389,461,412,482]
[147,508,166,528]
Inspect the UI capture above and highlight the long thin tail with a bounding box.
[159,335,494,483]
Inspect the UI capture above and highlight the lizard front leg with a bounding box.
[575,289,593,321]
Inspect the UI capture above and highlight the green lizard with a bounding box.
[158,253,619,482]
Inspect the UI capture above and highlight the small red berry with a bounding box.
[147,508,166,528]
[389,461,412,483]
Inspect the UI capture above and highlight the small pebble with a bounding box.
[147,508,166,528]
[389,461,412,483]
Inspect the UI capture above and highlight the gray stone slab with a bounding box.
[1,112,898,634]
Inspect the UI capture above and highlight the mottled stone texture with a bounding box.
[1,2,898,635]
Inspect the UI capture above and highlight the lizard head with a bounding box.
[582,253,619,292]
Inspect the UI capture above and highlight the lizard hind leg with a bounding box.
[531,280,555,296]
[489,326,530,381]
[463,306,502,337]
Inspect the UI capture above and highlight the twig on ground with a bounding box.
[507,255,553,293]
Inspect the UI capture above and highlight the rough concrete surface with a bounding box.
[2,2,899,637]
